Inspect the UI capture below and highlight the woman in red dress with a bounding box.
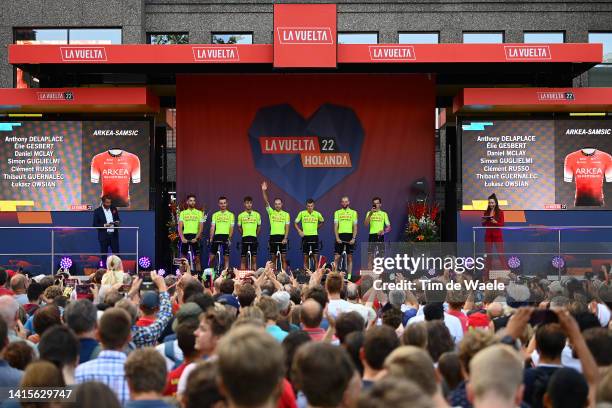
[482,193,505,281]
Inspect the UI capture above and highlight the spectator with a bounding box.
[300,299,327,341]
[282,330,311,384]
[64,299,99,364]
[293,341,361,408]
[182,360,225,408]
[234,305,266,328]
[447,287,469,333]
[257,295,288,341]
[401,321,428,349]
[20,360,65,408]
[75,381,121,408]
[29,304,62,344]
[0,295,37,353]
[163,321,201,397]
[156,302,202,371]
[467,345,525,408]
[177,308,234,397]
[407,283,463,344]
[360,326,399,390]
[335,311,365,344]
[543,367,588,408]
[598,369,612,404]
[124,348,173,408]
[75,307,132,405]
[219,278,235,295]
[182,280,205,305]
[382,307,403,334]
[272,290,297,332]
[582,327,612,369]
[237,283,257,307]
[38,325,80,384]
[136,291,161,327]
[10,274,28,305]
[218,326,287,408]
[131,272,173,347]
[326,272,352,319]
[0,318,22,387]
[185,292,215,314]
[217,294,241,317]
[4,341,34,371]
[450,328,499,408]
[346,282,375,325]
[357,376,434,408]
[344,331,365,377]
[524,323,567,408]
[102,255,125,286]
[437,351,463,393]
[383,345,449,408]
[425,321,454,363]
[23,281,43,315]
[0,269,14,296]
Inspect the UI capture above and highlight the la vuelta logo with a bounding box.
[192,46,240,62]
[276,27,334,44]
[369,46,416,61]
[60,46,107,61]
[504,45,551,60]
[249,104,364,202]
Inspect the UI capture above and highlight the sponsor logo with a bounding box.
[37,91,73,101]
[276,27,334,44]
[368,46,416,61]
[60,46,107,61]
[537,91,575,101]
[192,46,240,62]
[504,45,551,60]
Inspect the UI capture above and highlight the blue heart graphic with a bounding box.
[249,103,365,203]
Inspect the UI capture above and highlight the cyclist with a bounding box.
[261,181,290,272]
[364,196,391,269]
[208,196,235,271]
[294,198,324,271]
[177,194,206,272]
[333,196,357,277]
[237,196,261,270]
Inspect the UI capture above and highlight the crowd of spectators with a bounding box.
[0,259,611,408]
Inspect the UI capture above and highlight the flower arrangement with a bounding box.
[406,201,440,242]
[166,199,181,259]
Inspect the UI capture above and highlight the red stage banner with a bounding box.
[0,87,159,113]
[454,87,612,112]
[9,43,601,65]
[273,3,337,68]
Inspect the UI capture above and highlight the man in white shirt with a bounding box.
[325,272,353,319]
[407,303,464,344]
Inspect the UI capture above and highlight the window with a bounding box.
[399,32,439,44]
[13,28,122,88]
[462,32,504,44]
[68,28,121,44]
[337,32,378,44]
[588,32,612,86]
[524,32,564,43]
[147,33,189,45]
[211,33,253,44]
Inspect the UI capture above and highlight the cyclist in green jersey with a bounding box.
[333,196,358,277]
[261,181,290,271]
[364,196,391,269]
[208,196,235,270]
[237,196,261,270]
[178,194,206,272]
[294,198,324,271]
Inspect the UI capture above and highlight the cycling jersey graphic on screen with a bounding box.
[91,149,141,207]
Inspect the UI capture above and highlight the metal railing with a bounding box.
[472,225,612,277]
[0,226,139,272]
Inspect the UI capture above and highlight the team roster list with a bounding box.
[3,135,65,188]
[463,121,555,209]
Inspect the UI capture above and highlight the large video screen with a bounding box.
[462,119,612,210]
[0,120,150,211]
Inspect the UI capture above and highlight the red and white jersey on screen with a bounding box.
[91,150,141,207]
[564,149,612,206]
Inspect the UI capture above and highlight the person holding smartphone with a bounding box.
[482,193,505,281]
[93,195,121,263]
[364,196,391,269]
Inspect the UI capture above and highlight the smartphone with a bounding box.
[173,258,185,266]
[76,283,93,295]
[529,309,559,326]
[138,271,152,281]
[141,281,155,291]
[64,278,78,288]
[118,284,131,293]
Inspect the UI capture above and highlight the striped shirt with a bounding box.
[75,350,129,405]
